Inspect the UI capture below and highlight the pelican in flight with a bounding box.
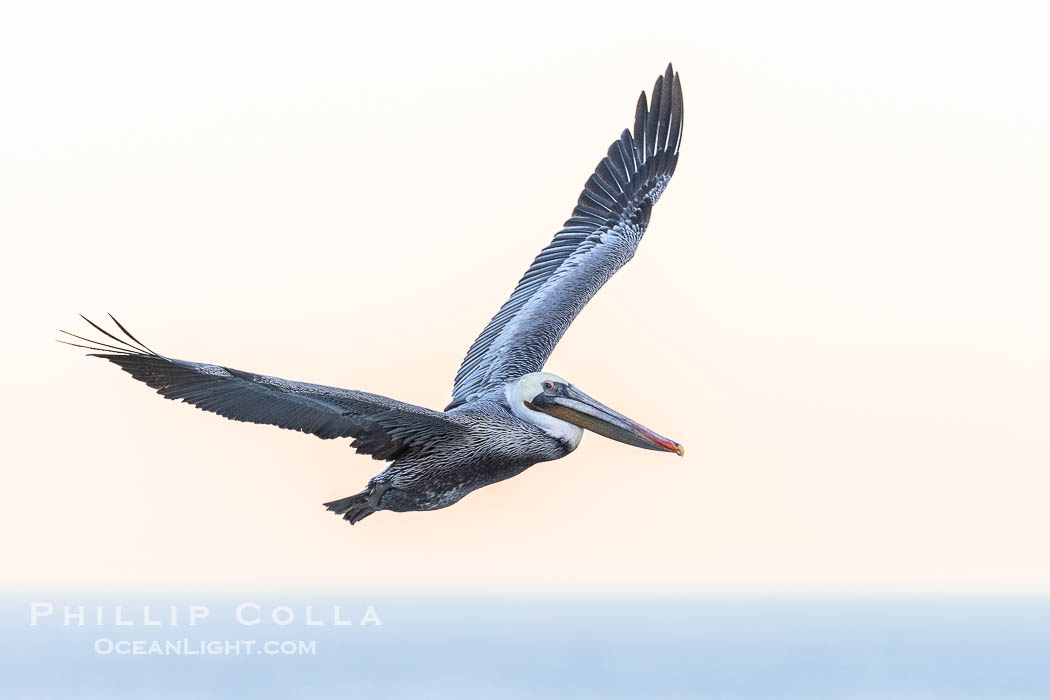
[62,64,685,524]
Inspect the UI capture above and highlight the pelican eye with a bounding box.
[542,380,555,391]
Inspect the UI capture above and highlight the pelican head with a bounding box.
[506,372,684,456]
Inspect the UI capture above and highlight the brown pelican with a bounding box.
[61,64,685,524]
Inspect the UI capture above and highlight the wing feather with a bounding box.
[62,317,462,461]
[447,64,683,409]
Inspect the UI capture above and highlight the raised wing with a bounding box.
[447,64,683,410]
[62,315,463,461]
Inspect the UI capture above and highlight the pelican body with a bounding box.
[63,65,685,524]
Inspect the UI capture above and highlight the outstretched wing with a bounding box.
[61,315,463,461]
[447,64,683,410]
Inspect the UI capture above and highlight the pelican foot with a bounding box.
[322,482,391,525]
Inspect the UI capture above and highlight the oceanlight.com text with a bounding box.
[94,638,318,656]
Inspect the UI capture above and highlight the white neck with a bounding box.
[504,381,583,450]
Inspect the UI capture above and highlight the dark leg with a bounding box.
[322,481,392,525]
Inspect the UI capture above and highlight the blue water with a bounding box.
[3,597,1049,698]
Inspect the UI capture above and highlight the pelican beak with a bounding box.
[526,384,684,456]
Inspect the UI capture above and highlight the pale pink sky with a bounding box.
[2,1,1048,593]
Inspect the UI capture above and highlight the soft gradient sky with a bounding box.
[2,1,1048,594]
